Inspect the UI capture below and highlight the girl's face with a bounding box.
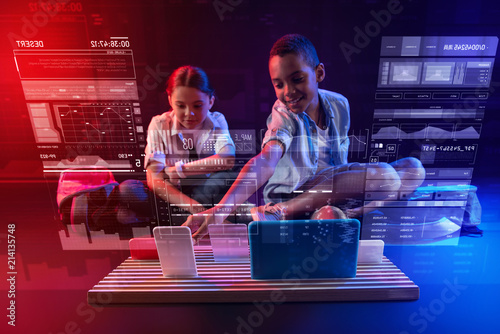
[168,86,214,129]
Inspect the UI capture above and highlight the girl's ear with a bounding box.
[208,95,215,109]
[316,63,325,83]
[168,94,173,108]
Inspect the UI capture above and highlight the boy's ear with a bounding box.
[168,95,172,108]
[315,63,325,83]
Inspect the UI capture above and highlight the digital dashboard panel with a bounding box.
[362,36,498,245]
[14,47,145,174]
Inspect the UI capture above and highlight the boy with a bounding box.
[184,34,425,241]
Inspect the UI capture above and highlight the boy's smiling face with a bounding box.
[269,53,325,115]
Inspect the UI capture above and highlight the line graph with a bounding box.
[55,104,136,143]
[99,107,132,122]
[348,129,369,160]
[372,123,475,140]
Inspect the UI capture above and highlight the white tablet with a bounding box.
[153,226,197,277]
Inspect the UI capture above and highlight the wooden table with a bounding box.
[88,246,419,304]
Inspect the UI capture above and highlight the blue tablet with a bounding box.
[248,219,360,279]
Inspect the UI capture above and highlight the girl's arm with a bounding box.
[146,163,203,214]
[164,144,235,178]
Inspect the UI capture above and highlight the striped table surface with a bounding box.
[88,246,419,304]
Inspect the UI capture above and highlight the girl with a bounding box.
[145,65,236,218]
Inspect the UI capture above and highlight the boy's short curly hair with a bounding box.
[269,34,320,69]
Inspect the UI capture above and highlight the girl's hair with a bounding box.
[166,65,215,98]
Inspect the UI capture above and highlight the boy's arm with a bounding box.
[183,140,283,241]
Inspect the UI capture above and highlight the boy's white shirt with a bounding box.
[261,89,351,203]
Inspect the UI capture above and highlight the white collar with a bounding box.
[169,111,215,136]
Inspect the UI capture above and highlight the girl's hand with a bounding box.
[182,209,227,244]
[164,166,179,183]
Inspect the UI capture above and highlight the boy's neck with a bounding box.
[305,93,323,127]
